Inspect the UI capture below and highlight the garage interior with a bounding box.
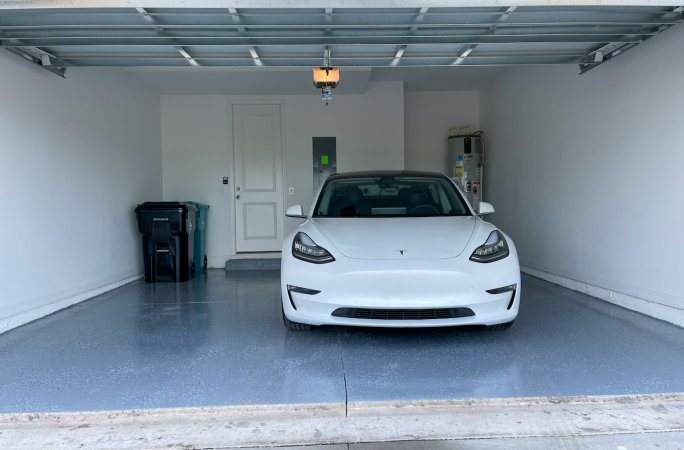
[1,2,684,448]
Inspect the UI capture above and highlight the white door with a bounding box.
[232,103,284,253]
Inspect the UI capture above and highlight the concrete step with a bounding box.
[225,258,281,271]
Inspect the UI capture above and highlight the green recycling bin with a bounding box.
[184,202,209,274]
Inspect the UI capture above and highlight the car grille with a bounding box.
[331,307,475,320]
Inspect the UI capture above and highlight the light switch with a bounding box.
[288,187,295,195]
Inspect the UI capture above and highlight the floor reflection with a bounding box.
[0,271,683,413]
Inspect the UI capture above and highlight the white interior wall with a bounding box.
[404,90,479,174]
[0,53,162,334]
[161,81,405,266]
[481,24,684,326]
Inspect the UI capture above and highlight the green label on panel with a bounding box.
[321,155,329,165]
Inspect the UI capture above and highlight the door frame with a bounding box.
[229,99,287,256]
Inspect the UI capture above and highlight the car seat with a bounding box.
[338,186,369,217]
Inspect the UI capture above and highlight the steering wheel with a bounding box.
[408,204,440,215]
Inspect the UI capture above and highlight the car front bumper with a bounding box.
[281,252,521,328]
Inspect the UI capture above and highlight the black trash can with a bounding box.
[135,202,196,282]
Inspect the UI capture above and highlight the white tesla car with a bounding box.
[281,171,520,330]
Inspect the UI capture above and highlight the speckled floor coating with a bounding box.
[1,270,683,413]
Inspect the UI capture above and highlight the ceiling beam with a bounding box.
[390,7,431,67]
[248,46,263,66]
[49,53,593,67]
[387,6,427,67]
[134,6,201,67]
[176,46,199,66]
[499,5,518,22]
[410,7,429,32]
[324,8,333,35]
[227,7,246,33]
[55,51,589,61]
[452,45,475,65]
[0,28,661,40]
[228,8,264,67]
[390,45,406,66]
[135,7,154,23]
[0,1,675,8]
[0,21,678,31]
[452,6,517,65]
[1,33,648,48]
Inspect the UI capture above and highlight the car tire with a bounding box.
[282,303,311,331]
[486,320,514,331]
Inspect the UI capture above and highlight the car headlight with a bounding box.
[470,230,509,263]
[292,232,335,264]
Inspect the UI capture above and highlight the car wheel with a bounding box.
[281,303,311,331]
[486,320,514,331]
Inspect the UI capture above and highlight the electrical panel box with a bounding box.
[312,137,337,194]
[447,134,483,212]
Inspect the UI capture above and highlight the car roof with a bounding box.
[327,170,449,180]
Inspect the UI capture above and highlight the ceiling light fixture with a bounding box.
[313,47,339,106]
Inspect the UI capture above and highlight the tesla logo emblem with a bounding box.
[397,250,406,255]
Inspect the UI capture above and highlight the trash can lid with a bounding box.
[135,201,196,212]
[138,201,185,208]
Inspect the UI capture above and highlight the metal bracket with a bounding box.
[579,42,639,74]
[4,46,67,77]
[323,46,331,68]
[579,6,683,75]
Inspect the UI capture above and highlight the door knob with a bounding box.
[236,195,240,199]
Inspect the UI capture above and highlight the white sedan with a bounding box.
[281,171,520,330]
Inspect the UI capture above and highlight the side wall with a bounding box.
[480,25,684,326]
[404,90,480,174]
[0,53,162,334]
[161,81,405,266]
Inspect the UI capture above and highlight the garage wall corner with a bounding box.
[479,24,684,325]
[404,90,480,174]
[0,54,162,335]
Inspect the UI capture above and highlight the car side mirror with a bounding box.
[286,204,307,218]
[478,202,495,216]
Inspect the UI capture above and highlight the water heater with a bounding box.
[447,133,483,212]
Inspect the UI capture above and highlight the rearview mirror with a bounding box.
[286,204,306,218]
[478,202,495,216]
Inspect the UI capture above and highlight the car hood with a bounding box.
[312,216,477,260]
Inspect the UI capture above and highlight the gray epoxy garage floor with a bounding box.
[1,270,684,413]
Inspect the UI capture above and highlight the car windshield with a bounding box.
[314,175,471,218]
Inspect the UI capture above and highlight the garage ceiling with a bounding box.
[1,5,682,78]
